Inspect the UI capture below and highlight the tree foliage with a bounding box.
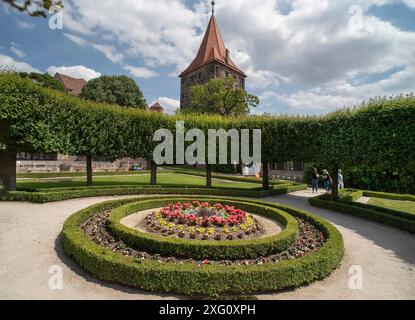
[188,77,259,116]
[19,72,65,92]
[81,75,147,109]
[1,0,63,17]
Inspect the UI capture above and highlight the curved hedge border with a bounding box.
[310,193,415,233]
[362,190,415,202]
[61,196,344,296]
[338,189,415,222]
[0,183,306,203]
[107,198,298,260]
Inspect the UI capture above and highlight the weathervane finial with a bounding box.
[211,1,215,16]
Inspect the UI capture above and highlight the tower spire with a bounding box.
[211,1,215,16]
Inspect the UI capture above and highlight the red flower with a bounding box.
[202,259,210,265]
[212,216,224,226]
[214,203,223,210]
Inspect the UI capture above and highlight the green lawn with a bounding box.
[17,173,259,190]
[368,197,415,215]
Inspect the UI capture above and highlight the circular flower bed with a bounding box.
[107,198,298,260]
[145,201,264,241]
[61,196,344,296]
[83,210,325,266]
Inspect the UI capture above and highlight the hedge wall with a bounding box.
[61,196,344,296]
[1,73,415,193]
[107,198,298,260]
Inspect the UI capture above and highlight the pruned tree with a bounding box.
[2,0,63,17]
[187,77,259,116]
[81,75,147,109]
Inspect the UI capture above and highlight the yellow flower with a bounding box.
[167,222,175,229]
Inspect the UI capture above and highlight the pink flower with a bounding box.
[202,259,210,265]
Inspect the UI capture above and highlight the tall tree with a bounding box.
[188,77,259,116]
[2,0,62,17]
[81,75,147,109]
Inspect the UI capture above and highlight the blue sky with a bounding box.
[1,0,415,114]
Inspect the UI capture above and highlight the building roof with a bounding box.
[149,102,165,113]
[180,15,245,77]
[54,73,87,96]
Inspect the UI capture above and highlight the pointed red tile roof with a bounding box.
[54,73,87,96]
[181,16,245,76]
[149,102,164,113]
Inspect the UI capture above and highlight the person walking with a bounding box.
[322,169,332,192]
[311,168,320,193]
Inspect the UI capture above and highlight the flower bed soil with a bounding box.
[81,210,325,266]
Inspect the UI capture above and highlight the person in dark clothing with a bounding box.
[311,168,319,193]
[322,169,332,192]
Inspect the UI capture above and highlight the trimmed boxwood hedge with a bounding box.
[0,183,306,203]
[171,169,292,186]
[337,189,415,221]
[363,190,415,202]
[107,198,298,260]
[61,196,344,296]
[309,193,415,233]
[338,189,364,203]
[17,171,150,179]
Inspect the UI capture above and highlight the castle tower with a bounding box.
[179,1,246,110]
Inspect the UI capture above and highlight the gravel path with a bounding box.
[0,190,414,300]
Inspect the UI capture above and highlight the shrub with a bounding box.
[0,183,306,203]
[363,191,415,202]
[309,194,415,233]
[16,171,150,179]
[61,196,344,296]
[338,189,363,203]
[107,198,298,260]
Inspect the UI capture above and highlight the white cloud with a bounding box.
[0,54,39,73]
[57,0,415,113]
[46,65,101,81]
[16,20,35,29]
[153,97,180,114]
[63,0,206,73]
[10,45,25,58]
[91,43,124,64]
[122,64,158,78]
[63,33,86,46]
